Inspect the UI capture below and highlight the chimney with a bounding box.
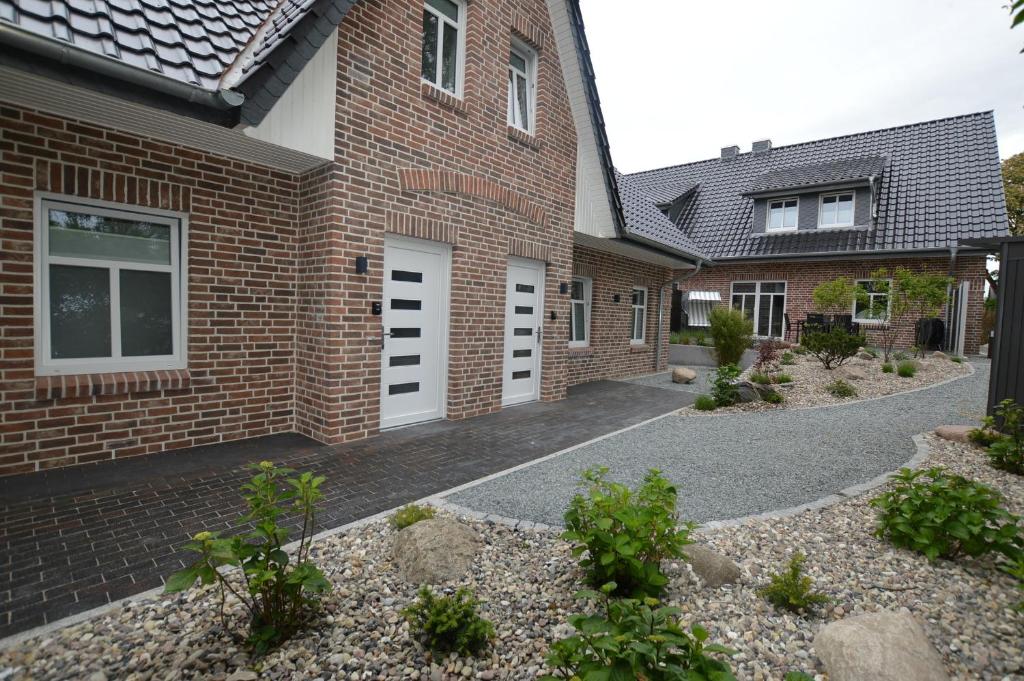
[720,145,739,161]
[752,139,772,154]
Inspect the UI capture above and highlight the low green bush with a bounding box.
[710,364,741,407]
[763,391,784,405]
[403,586,494,657]
[792,345,807,355]
[695,332,708,347]
[893,350,910,361]
[863,347,878,359]
[775,373,793,384]
[781,351,796,365]
[783,673,816,681]
[708,307,753,366]
[563,468,694,598]
[825,379,857,398]
[869,467,1022,561]
[165,462,331,654]
[757,553,829,614]
[951,355,964,364]
[749,371,772,385]
[694,395,717,411]
[392,504,436,529]
[801,327,865,370]
[542,588,737,681]
[897,361,917,378]
[881,362,894,373]
[984,400,1024,475]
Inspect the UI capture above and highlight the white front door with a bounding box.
[380,236,450,429]
[502,257,545,406]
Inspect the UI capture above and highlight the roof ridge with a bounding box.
[627,110,995,178]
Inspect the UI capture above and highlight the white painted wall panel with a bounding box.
[244,29,338,161]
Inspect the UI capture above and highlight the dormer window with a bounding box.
[819,192,854,228]
[421,0,464,95]
[766,198,798,232]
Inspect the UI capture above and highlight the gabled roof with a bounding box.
[616,171,709,260]
[627,112,1010,260]
[0,0,356,126]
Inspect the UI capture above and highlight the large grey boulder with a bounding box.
[685,544,740,588]
[934,425,973,444]
[814,610,949,681]
[836,365,868,381]
[734,381,779,403]
[672,367,697,384]
[393,518,481,585]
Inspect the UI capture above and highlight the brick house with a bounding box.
[0,0,705,475]
[624,114,1010,355]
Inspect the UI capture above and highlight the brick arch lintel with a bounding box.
[398,168,547,227]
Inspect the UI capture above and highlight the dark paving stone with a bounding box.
[0,381,691,638]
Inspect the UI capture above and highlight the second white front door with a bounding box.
[502,257,545,406]
[380,236,450,429]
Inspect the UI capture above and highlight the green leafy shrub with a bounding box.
[694,395,717,411]
[542,588,737,681]
[869,467,1022,561]
[881,362,894,373]
[781,351,796,365]
[801,327,865,370]
[985,400,1024,475]
[775,373,793,384]
[708,307,753,367]
[897,361,917,378]
[710,364,741,407]
[792,345,807,355]
[749,371,772,385]
[403,587,494,657]
[863,347,878,359]
[563,468,694,598]
[681,335,692,345]
[764,391,784,405]
[825,379,857,398]
[757,553,830,613]
[951,355,964,364]
[165,462,331,653]
[893,350,910,361]
[695,332,708,347]
[783,673,816,681]
[392,504,436,530]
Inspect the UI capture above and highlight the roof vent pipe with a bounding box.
[752,139,772,153]
[720,145,739,161]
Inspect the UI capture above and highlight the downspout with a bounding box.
[944,246,958,352]
[655,259,704,371]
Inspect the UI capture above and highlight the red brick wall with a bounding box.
[567,245,676,385]
[679,255,989,355]
[293,0,579,444]
[0,107,300,475]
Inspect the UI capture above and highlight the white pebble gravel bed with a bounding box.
[1,434,1020,680]
[681,352,972,414]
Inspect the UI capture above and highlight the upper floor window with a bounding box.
[630,287,647,344]
[766,198,798,232]
[569,276,592,348]
[35,195,187,376]
[421,0,464,95]
[819,192,854,228]
[507,41,536,132]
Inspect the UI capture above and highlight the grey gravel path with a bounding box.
[445,362,989,526]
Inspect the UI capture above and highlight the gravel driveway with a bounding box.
[444,361,989,525]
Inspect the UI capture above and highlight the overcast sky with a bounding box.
[581,0,1024,174]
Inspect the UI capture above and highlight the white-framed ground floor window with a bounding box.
[731,281,786,338]
[569,276,592,347]
[630,286,647,344]
[34,194,188,376]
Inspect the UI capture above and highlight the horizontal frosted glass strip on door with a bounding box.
[512,370,531,380]
[515,284,534,293]
[391,299,422,310]
[512,349,531,358]
[389,355,421,367]
[513,328,532,336]
[391,270,423,283]
[514,306,533,315]
[390,328,421,338]
[388,382,420,395]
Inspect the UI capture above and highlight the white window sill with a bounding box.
[763,228,798,235]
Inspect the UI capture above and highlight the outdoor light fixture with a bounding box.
[559,282,568,294]
[355,255,368,274]
[613,293,621,303]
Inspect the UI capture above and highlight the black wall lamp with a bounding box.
[355,255,368,275]
[559,282,569,295]
[612,293,621,303]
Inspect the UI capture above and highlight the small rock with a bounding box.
[393,518,481,584]
[856,351,874,360]
[814,610,950,681]
[934,425,973,444]
[931,351,948,360]
[672,367,697,384]
[685,544,741,588]
[226,671,258,681]
[836,366,868,381]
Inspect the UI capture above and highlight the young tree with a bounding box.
[1003,152,1024,235]
[891,267,952,358]
[812,277,865,319]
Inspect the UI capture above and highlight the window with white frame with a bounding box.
[819,192,855,227]
[853,278,891,322]
[507,40,536,132]
[421,0,464,95]
[35,196,187,376]
[630,287,647,344]
[766,198,798,232]
[731,281,786,338]
[569,276,591,347]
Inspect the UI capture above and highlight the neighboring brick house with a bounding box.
[625,114,1010,356]
[0,0,704,474]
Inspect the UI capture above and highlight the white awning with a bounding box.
[685,291,721,302]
